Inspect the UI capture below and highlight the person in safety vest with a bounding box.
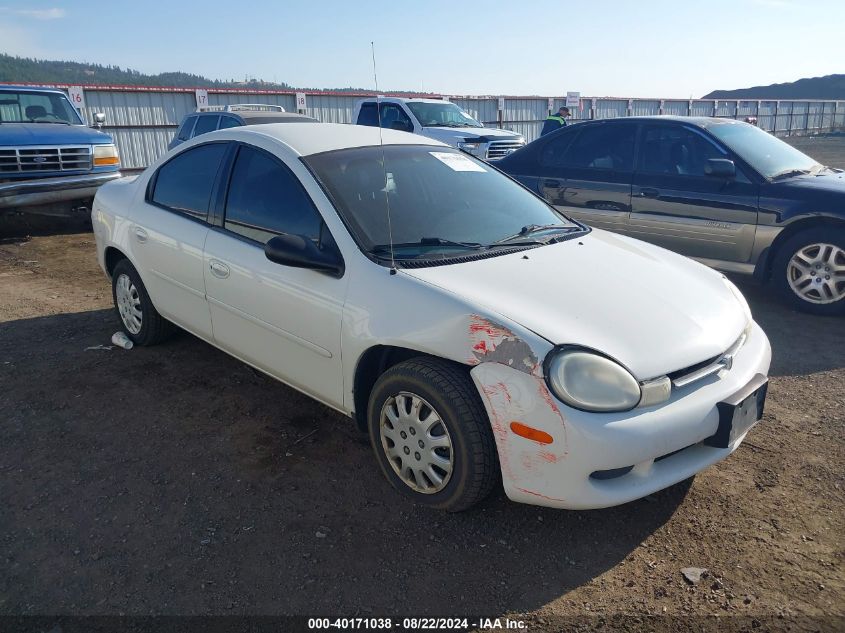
[541,106,570,136]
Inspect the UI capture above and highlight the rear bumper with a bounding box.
[470,321,772,510]
[0,172,122,209]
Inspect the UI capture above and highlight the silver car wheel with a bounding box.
[787,242,845,305]
[379,391,454,494]
[115,273,143,334]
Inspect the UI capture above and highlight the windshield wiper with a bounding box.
[771,168,811,180]
[371,237,485,256]
[493,224,579,246]
[30,120,72,125]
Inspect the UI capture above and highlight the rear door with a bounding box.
[131,142,229,339]
[629,122,760,263]
[202,143,347,407]
[532,121,636,234]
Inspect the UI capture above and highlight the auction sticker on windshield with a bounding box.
[430,152,487,172]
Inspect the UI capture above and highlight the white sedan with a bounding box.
[92,123,771,511]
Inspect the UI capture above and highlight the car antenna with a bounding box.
[371,41,397,275]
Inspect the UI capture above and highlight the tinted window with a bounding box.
[379,104,413,130]
[151,143,227,220]
[539,129,578,167]
[640,124,727,176]
[176,116,197,141]
[217,116,240,130]
[224,145,322,244]
[358,103,379,127]
[559,123,635,171]
[192,115,219,137]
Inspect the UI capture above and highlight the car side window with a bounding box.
[223,145,323,244]
[192,115,219,138]
[358,103,379,127]
[557,123,636,171]
[217,116,240,130]
[150,143,227,220]
[176,116,197,141]
[379,104,413,130]
[639,124,727,176]
[539,129,577,167]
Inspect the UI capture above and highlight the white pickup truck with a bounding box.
[352,97,524,161]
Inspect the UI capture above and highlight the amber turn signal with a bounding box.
[509,421,554,445]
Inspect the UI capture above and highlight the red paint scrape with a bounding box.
[515,487,567,504]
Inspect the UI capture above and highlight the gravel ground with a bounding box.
[0,137,843,632]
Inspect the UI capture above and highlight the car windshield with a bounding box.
[707,121,820,179]
[406,102,483,128]
[304,145,583,262]
[0,89,82,125]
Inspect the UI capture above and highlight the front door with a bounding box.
[629,122,760,264]
[202,143,348,408]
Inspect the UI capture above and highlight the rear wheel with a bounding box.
[367,357,498,512]
[771,227,845,316]
[111,259,174,346]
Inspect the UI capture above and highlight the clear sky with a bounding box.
[1,0,843,98]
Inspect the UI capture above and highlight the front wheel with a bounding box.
[367,357,499,512]
[771,227,845,316]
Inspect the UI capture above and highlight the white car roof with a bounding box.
[241,122,446,157]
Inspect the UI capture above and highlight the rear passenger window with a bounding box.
[357,103,379,127]
[176,116,197,141]
[218,116,240,130]
[539,129,577,167]
[192,115,219,137]
[150,143,227,220]
[224,145,322,244]
[559,123,636,171]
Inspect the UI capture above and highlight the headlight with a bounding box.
[546,348,641,412]
[458,141,481,153]
[93,144,120,167]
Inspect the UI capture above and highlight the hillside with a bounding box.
[703,74,845,100]
[0,53,385,93]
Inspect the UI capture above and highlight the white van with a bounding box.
[352,97,525,161]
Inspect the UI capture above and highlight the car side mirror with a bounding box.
[705,158,736,178]
[92,112,106,129]
[264,234,344,277]
[390,120,413,133]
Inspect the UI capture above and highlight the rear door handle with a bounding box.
[636,188,660,198]
[133,227,148,243]
[543,179,561,188]
[209,260,230,279]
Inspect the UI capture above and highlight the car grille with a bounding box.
[667,329,749,389]
[485,139,525,160]
[0,146,92,173]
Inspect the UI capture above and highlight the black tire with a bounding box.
[111,259,174,346]
[770,226,845,316]
[367,357,499,512]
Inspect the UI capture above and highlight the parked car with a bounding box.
[0,85,121,217]
[92,122,771,511]
[496,116,845,315]
[169,104,316,150]
[352,97,525,161]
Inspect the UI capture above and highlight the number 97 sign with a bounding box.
[68,86,85,110]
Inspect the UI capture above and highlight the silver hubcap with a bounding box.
[787,243,845,305]
[379,392,454,494]
[115,273,143,334]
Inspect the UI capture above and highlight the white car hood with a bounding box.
[420,126,523,144]
[402,229,748,380]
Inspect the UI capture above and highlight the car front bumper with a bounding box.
[0,171,122,210]
[470,320,772,510]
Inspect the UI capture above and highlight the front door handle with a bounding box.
[636,188,660,198]
[133,227,148,243]
[209,260,230,279]
[543,179,561,188]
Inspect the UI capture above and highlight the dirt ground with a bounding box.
[0,138,843,632]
